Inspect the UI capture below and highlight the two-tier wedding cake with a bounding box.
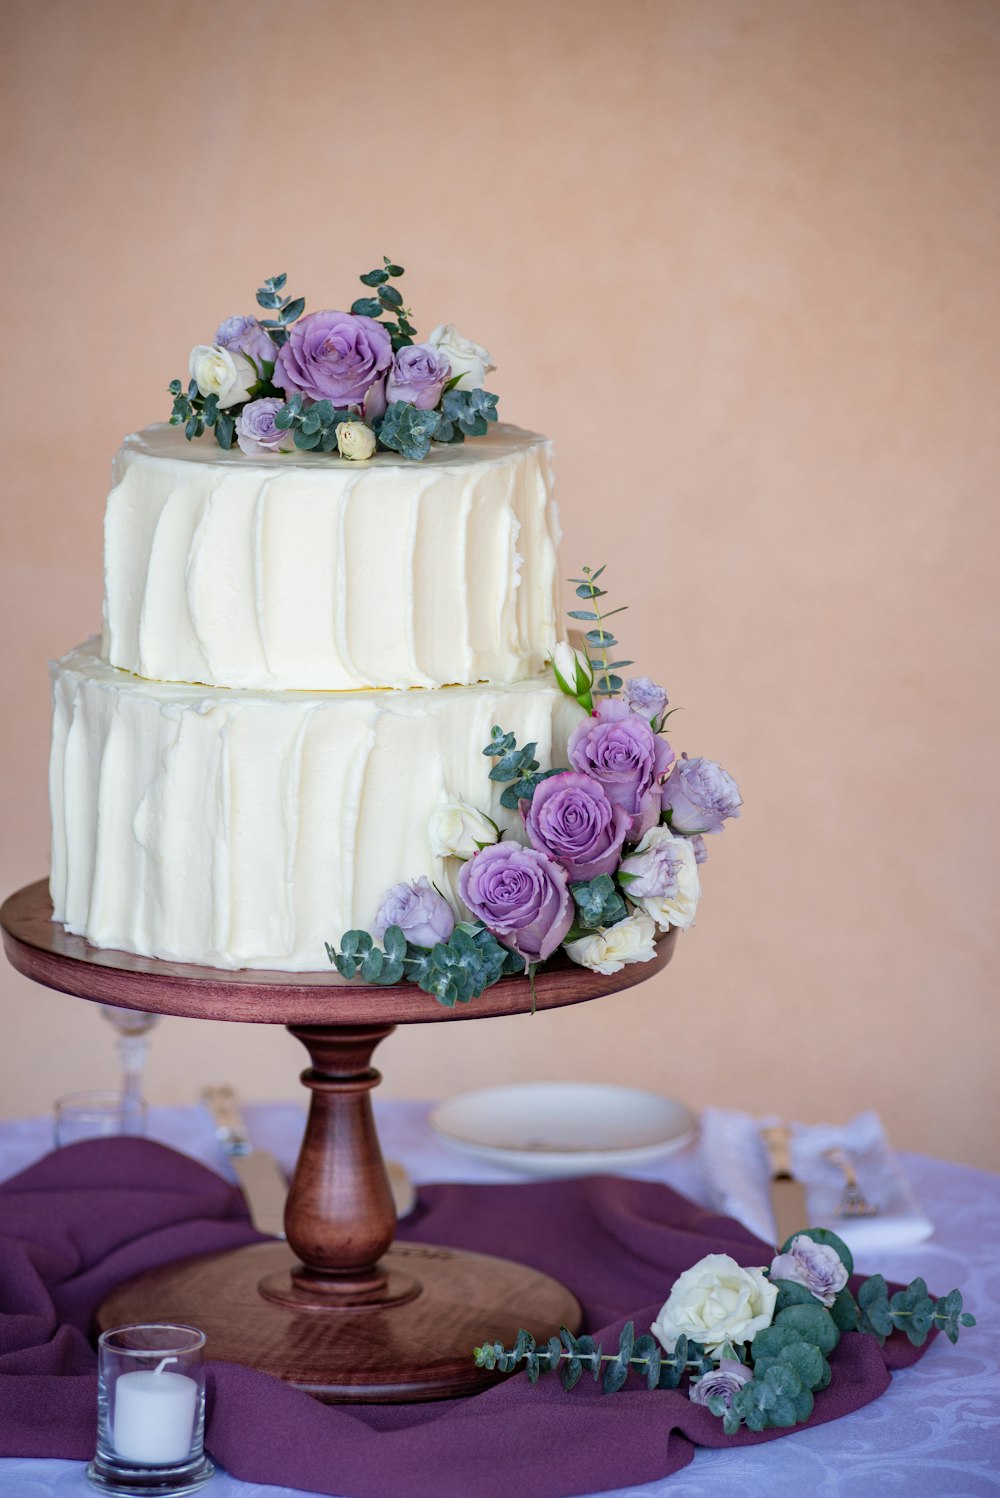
[48,263,739,993]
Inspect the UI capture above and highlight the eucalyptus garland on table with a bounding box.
[167,259,499,461]
[474,1226,975,1436]
[325,567,741,1008]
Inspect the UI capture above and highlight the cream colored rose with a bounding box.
[564,912,657,975]
[336,420,377,461]
[551,641,593,700]
[188,344,256,408]
[427,323,496,392]
[619,825,701,932]
[429,797,499,860]
[652,1254,777,1356]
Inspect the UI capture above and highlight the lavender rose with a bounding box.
[372,877,455,949]
[235,398,295,457]
[689,1358,753,1409]
[215,315,278,370]
[623,676,668,722]
[769,1235,849,1308]
[275,310,392,405]
[568,698,675,839]
[524,771,629,882]
[661,755,742,835]
[618,825,700,931]
[385,342,451,410]
[458,841,572,963]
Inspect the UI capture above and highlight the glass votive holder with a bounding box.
[54,1090,147,1148]
[87,1324,214,1496]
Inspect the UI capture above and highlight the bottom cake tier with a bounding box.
[49,640,584,971]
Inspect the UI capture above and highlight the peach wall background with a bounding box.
[1,0,998,1169]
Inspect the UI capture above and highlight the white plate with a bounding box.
[430,1082,697,1176]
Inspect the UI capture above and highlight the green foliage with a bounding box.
[375,401,440,461]
[273,395,357,452]
[550,644,594,714]
[435,387,500,442]
[568,875,628,934]
[856,1274,975,1346]
[325,919,523,1007]
[353,257,416,350]
[569,566,631,696]
[255,273,306,348]
[167,380,238,450]
[482,726,565,810]
[405,922,524,1007]
[473,1322,701,1393]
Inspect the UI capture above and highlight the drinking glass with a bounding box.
[54,1090,147,1147]
[88,1324,213,1495]
[99,1005,163,1100]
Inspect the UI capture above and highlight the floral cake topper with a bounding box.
[168,260,499,462]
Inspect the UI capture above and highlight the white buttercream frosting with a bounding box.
[50,639,585,971]
[101,422,562,692]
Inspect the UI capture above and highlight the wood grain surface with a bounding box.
[1,880,676,1025]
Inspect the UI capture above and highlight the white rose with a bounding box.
[564,912,657,975]
[429,797,499,860]
[652,1254,777,1356]
[336,421,377,461]
[188,344,256,408]
[622,825,701,932]
[427,323,496,392]
[551,641,593,700]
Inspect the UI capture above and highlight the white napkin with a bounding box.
[699,1107,933,1251]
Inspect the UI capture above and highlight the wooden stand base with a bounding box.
[2,881,675,1403]
[97,1240,581,1402]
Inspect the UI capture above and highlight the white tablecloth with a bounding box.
[1,1100,998,1498]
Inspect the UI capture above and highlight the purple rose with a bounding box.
[458,841,573,963]
[524,771,629,883]
[623,676,668,722]
[689,1358,753,1409]
[385,342,451,410]
[215,315,279,370]
[275,310,393,405]
[661,755,742,835]
[769,1235,849,1308]
[372,877,455,949]
[235,398,293,457]
[568,698,675,839]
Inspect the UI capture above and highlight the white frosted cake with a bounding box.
[50,423,582,970]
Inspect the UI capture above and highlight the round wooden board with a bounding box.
[97,1239,582,1402]
[1,880,676,1026]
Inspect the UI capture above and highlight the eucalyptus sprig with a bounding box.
[351,257,416,351]
[475,1225,975,1438]
[568,565,632,697]
[435,388,500,444]
[483,727,562,811]
[273,394,356,453]
[255,273,306,349]
[167,381,237,451]
[325,919,525,1008]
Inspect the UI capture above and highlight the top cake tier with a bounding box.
[101,422,561,692]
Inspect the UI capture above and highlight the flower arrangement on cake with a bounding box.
[168,260,499,461]
[326,566,741,1005]
[474,1226,975,1434]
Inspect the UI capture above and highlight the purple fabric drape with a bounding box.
[0,1140,930,1498]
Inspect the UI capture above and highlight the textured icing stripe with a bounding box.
[49,640,586,971]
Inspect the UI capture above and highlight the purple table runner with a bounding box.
[0,1139,929,1498]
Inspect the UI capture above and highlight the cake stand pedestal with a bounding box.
[1,880,676,1403]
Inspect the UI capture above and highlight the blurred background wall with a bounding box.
[1,0,997,1168]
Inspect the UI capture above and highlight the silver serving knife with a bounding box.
[761,1122,810,1249]
[201,1085,288,1239]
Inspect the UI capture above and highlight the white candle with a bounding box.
[113,1360,197,1466]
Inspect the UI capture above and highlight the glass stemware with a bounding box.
[99,1005,162,1100]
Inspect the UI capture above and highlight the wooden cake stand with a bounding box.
[1,879,676,1403]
